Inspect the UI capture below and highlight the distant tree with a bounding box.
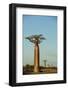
[26,64,30,68]
[47,64,50,67]
[43,60,47,67]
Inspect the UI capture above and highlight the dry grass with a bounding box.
[23,65,57,75]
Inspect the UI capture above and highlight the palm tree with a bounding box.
[25,34,46,73]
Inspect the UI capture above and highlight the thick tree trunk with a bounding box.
[34,44,40,72]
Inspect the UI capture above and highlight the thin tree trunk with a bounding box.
[34,44,40,72]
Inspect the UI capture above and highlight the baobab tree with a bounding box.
[43,60,47,67]
[25,34,46,73]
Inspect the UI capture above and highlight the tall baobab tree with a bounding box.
[25,34,46,73]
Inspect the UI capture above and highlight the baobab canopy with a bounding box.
[25,34,46,44]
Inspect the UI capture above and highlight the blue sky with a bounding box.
[23,15,57,67]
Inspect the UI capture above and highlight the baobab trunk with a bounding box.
[34,44,40,72]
